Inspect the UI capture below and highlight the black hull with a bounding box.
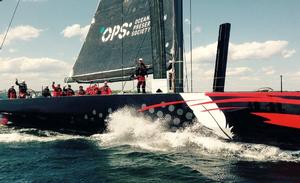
[1,92,300,149]
[207,92,300,149]
[0,94,195,135]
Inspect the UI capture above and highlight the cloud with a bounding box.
[0,25,42,45]
[61,24,90,41]
[261,67,276,75]
[229,41,292,60]
[0,57,71,74]
[186,40,296,63]
[193,26,202,34]
[282,49,296,58]
[8,48,17,53]
[0,57,72,89]
[227,67,252,76]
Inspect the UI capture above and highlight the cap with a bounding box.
[138,58,143,61]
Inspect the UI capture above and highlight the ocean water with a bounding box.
[1,108,300,182]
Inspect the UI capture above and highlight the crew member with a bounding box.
[77,86,86,96]
[135,58,148,93]
[64,85,75,96]
[52,82,63,97]
[7,86,17,99]
[42,86,51,98]
[86,84,99,95]
[15,79,28,98]
[99,81,112,95]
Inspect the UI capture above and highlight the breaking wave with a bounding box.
[92,107,300,162]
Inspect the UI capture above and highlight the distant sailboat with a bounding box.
[1,0,300,149]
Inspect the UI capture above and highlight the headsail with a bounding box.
[69,0,176,83]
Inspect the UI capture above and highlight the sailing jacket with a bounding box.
[52,84,63,97]
[100,86,112,95]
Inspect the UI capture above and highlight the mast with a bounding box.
[213,23,231,92]
[150,0,167,79]
[174,0,184,93]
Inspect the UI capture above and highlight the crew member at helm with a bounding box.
[135,58,148,93]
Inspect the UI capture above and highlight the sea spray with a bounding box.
[93,107,300,162]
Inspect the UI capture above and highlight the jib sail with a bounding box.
[69,0,176,83]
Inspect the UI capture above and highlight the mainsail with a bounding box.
[69,0,177,83]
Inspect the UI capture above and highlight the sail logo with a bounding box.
[100,15,151,43]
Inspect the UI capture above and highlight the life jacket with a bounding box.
[100,86,112,95]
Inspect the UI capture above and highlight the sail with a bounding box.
[70,0,176,83]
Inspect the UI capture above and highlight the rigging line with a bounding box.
[183,39,189,92]
[189,0,193,92]
[0,0,21,50]
[121,1,125,93]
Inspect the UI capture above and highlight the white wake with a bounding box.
[0,127,82,143]
[92,107,300,162]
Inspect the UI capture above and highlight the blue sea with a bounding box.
[1,109,300,183]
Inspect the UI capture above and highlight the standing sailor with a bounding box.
[135,58,148,93]
[15,79,28,98]
[52,82,63,97]
[7,86,17,99]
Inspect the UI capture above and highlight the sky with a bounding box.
[0,0,299,92]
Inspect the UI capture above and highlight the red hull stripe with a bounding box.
[252,112,300,129]
[139,100,186,112]
[206,92,300,97]
[192,97,300,106]
[138,99,202,112]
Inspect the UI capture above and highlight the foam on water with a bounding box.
[93,107,300,162]
[0,126,82,143]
